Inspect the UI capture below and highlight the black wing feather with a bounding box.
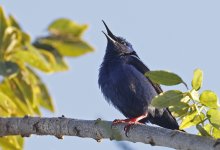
[126,54,163,94]
[126,54,180,130]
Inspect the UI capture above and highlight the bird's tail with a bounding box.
[145,108,180,130]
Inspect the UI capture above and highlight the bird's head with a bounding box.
[102,20,135,56]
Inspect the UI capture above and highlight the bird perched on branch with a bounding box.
[98,21,180,133]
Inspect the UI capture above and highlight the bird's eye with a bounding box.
[121,41,127,46]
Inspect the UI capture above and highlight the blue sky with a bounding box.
[1,0,220,150]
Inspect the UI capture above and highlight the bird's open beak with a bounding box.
[102,20,117,43]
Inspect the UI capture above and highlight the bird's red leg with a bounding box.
[112,113,148,136]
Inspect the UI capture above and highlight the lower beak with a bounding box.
[102,20,117,41]
[102,31,116,43]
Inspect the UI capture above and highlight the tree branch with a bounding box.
[0,117,219,150]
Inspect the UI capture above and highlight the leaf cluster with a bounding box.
[146,69,220,139]
[0,6,93,150]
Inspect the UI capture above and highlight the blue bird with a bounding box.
[98,21,179,132]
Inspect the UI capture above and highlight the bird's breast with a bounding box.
[98,63,157,118]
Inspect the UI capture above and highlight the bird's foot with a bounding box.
[112,118,144,126]
[111,114,147,137]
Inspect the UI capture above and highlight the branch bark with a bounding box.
[0,117,219,150]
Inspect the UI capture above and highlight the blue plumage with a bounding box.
[98,21,179,130]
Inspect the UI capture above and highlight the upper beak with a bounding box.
[102,20,117,43]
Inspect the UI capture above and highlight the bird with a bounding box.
[98,20,180,133]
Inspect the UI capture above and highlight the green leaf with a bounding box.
[16,136,24,149]
[8,78,36,115]
[193,112,205,123]
[41,49,68,71]
[188,89,199,101]
[48,18,88,37]
[196,124,211,137]
[145,70,187,88]
[207,109,220,129]
[40,38,94,57]
[180,112,205,129]
[10,45,52,72]
[212,126,220,138]
[203,124,213,136]
[1,27,22,53]
[8,15,21,29]
[180,112,197,129]
[0,91,17,115]
[13,74,36,107]
[0,61,19,77]
[0,80,33,116]
[151,90,184,108]
[37,19,94,58]
[0,136,22,150]
[169,102,189,117]
[11,74,42,116]
[0,6,9,48]
[181,95,191,103]
[0,106,10,116]
[37,81,55,112]
[33,40,68,71]
[21,32,31,44]
[27,68,54,112]
[200,90,219,109]
[8,15,31,44]
[192,68,203,91]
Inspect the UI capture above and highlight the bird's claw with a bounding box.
[111,118,144,137]
[124,124,134,137]
[113,119,126,124]
[111,119,124,128]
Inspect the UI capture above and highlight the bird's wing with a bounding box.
[127,54,180,129]
[126,55,163,94]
